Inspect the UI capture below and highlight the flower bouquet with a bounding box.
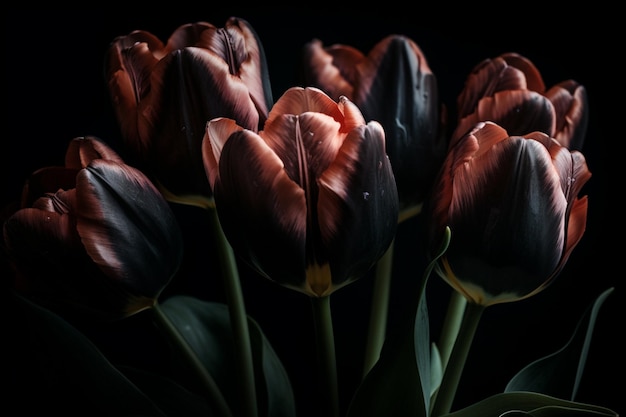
[3,12,619,417]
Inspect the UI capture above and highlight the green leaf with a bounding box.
[159,295,296,417]
[6,291,169,416]
[505,287,614,400]
[117,365,214,416]
[444,391,618,416]
[345,282,430,417]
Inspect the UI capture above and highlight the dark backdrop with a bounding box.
[3,8,622,417]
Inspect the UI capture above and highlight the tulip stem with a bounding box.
[362,239,394,378]
[311,296,339,417]
[209,207,258,417]
[152,303,233,417]
[437,290,467,372]
[430,301,484,416]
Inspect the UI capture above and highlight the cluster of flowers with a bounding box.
[3,17,616,417]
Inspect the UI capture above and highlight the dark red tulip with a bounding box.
[202,86,399,297]
[426,121,591,306]
[301,35,446,215]
[451,52,588,151]
[105,17,273,200]
[3,137,183,319]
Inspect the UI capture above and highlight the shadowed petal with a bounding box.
[355,35,444,207]
[75,159,183,297]
[65,136,124,169]
[545,80,588,150]
[301,39,363,100]
[318,121,399,292]
[212,130,308,291]
[452,90,556,146]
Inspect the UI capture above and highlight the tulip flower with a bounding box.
[301,35,445,378]
[203,86,399,417]
[426,121,591,415]
[106,19,274,415]
[105,17,273,202]
[3,137,183,320]
[302,35,446,216]
[451,52,588,151]
[203,86,399,297]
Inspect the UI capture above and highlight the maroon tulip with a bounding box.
[105,17,273,200]
[301,35,446,215]
[202,86,399,297]
[426,121,591,306]
[451,52,588,151]
[4,137,183,319]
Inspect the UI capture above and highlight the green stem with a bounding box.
[437,290,467,372]
[430,302,484,416]
[311,296,339,417]
[152,303,233,417]
[362,239,394,378]
[209,207,257,417]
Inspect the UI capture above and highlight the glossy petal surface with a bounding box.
[427,122,590,306]
[204,87,398,296]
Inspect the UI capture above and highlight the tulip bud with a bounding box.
[202,87,399,297]
[302,35,446,216]
[4,137,183,320]
[426,121,591,306]
[105,17,273,200]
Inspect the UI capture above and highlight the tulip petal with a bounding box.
[301,39,362,100]
[75,159,182,297]
[443,128,569,305]
[354,35,444,206]
[65,136,124,169]
[456,53,545,120]
[212,130,308,291]
[318,121,399,289]
[452,90,556,145]
[545,80,588,150]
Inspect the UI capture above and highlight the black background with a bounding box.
[4,8,622,416]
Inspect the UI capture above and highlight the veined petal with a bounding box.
[266,86,346,128]
[545,80,588,150]
[446,136,566,305]
[213,130,308,292]
[75,159,182,297]
[451,90,556,146]
[65,136,124,169]
[456,53,545,119]
[140,47,262,196]
[202,117,244,189]
[353,35,443,206]
[164,21,216,51]
[317,121,398,292]
[301,38,361,100]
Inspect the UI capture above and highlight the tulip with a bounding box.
[105,17,273,201]
[428,121,590,307]
[3,137,183,320]
[301,35,445,378]
[203,85,398,417]
[302,35,446,216]
[203,86,399,297]
[451,52,588,151]
[426,121,591,415]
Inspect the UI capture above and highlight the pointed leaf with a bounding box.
[346,285,429,417]
[6,291,168,416]
[505,288,614,400]
[159,295,296,417]
[445,391,618,417]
